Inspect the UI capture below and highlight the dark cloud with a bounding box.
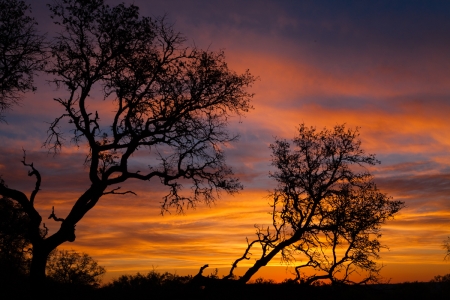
[376,173,450,197]
[374,172,450,220]
[379,161,441,174]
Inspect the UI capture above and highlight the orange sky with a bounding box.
[1,0,450,283]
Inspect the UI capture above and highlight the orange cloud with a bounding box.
[2,0,450,284]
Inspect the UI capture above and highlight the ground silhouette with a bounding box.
[3,269,450,300]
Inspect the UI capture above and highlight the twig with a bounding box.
[48,206,64,222]
[21,149,41,206]
[103,187,137,196]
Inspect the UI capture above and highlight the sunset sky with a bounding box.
[1,0,450,283]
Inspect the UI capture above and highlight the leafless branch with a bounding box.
[44,114,69,153]
[21,149,41,206]
[224,238,258,279]
[103,187,137,196]
[196,264,209,276]
[48,206,64,222]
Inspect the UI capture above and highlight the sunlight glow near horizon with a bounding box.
[1,0,450,284]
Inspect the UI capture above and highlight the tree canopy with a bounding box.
[0,0,45,120]
[46,249,106,287]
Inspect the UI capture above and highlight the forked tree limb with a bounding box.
[224,238,258,279]
[21,149,41,206]
[48,206,64,222]
[103,187,137,196]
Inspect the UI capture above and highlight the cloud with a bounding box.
[2,0,450,283]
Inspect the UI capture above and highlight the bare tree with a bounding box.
[0,0,254,283]
[0,0,46,120]
[226,124,403,284]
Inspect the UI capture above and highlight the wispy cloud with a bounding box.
[1,0,450,283]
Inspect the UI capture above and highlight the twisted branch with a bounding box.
[21,149,41,206]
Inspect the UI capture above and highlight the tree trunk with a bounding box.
[239,225,332,284]
[29,243,51,286]
[237,248,281,283]
[28,184,105,285]
[238,232,304,283]
[29,242,64,296]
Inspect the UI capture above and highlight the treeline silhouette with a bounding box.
[3,268,450,300]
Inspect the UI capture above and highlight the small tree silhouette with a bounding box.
[46,249,105,287]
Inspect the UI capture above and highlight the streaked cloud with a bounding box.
[1,0,450,283]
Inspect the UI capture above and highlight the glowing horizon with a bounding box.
[1,0,450,284]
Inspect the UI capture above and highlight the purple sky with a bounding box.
[1,0,450,283]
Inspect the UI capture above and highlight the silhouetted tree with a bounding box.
[46,249,106,287]
[106,269,192,291]
[0,0,254,283]
[430,273,450,283]
[0,0,46,120]
[227,124,403,284]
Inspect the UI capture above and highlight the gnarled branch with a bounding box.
[21,149,41,206]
